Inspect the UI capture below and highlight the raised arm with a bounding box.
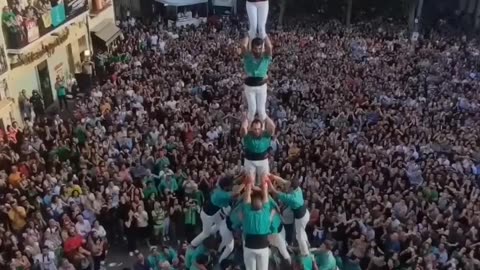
[240,115,249,137]
[264,35,273,57]
[269,174,289,186]
[239,36,250,57]
[243,183,252,204]
[265,117,275,136]
[261,179,269,204]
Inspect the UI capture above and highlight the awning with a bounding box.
[91,20,121,46]
[212,0,234,7]
[155,0,208,7]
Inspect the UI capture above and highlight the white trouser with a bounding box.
[295,210,311,255]
[244,158,270,183]
[191,210,222,246]
[269,227,291,263]
[246,0,269,39]
[244,246,270,270]
[218,219,235,262]
[244,84,268,122]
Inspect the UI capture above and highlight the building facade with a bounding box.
[0,0,116,129]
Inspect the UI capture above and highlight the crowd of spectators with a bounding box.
[1,11,480,270]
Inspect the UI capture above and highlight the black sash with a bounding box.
[203,200,221,216]
[244,149,269,161]
[245,234,269,249]
[245,77,267,87]
[293,204,307,219]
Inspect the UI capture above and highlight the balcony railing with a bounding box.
[1,0,89,51]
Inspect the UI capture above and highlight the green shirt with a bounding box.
[74,127,87,144]
[185,245,207,269]
[159,177,178,193]
[57,85,66,96]
[185,206,198,225]
[211,188,233,208]
[335,256,344,270]
[165,143,176,152]
[56,146,71,162]
[192,191,205,206]
[147,254,169,270]
[244,53,271,78]
[242,202,272,235]
[278,187,304,210]
[299,255,315,270]
[270,212,282,234]
[149,248,177,268]
[315,251,337,270]
[174,173,187,187]
[154,158,170,174]
[143,186,158,199]
[243,132,271,157]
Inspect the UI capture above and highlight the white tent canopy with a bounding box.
[155,0,207,6]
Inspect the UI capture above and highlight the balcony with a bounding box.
[2,0,89,53]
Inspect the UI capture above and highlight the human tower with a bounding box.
[187,3,313,269]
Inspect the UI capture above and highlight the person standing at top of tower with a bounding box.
[245,0,269,40]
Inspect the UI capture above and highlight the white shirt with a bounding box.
[136,211,149,227]
[75,220,92,237]
[150,34,158,46]
[92,225,107,238]
[206,130,219,141]
[36,251,57,270]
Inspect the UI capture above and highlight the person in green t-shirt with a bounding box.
[158,173,178,194]
[240,117,275,185]
[312,241,338,270]
[296,253,318,270]
[184,198,200,242]
[143,181,158,199]
[242,182,272,270]
[185,237,215,270]
[74,124,87,146]
[147,245,177,270]
[55,76,68,111]
[190,176,243,247]
[239,35,273,123]
[269,175,310,256]
[191,254,209,270]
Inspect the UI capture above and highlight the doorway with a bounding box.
[66,43,75,74]
[36,61,53,108]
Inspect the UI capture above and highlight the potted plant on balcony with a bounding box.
[2,6,26,49]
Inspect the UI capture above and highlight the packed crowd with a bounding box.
[1,9,480,270]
